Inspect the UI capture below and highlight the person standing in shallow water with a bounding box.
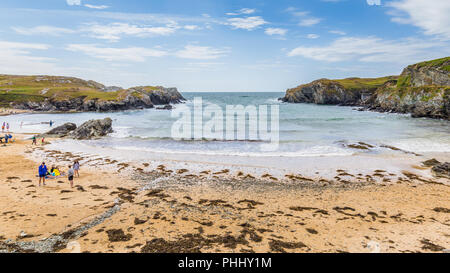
[73,160,80,178]
[38,162,47,186]
[68,165,75,188]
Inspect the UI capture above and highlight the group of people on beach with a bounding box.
[38,160,80,188]
[31,135,46,145]
[0,133,14,144]
[1,122,9,132]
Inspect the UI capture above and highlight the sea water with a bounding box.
[3,92,450,163]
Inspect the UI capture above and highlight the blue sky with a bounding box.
[0,0,449,92]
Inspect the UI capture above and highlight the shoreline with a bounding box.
[0,134,449,253]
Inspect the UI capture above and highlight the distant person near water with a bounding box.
[1,122,4,132]
[32,135,37,145]
[6,123,9,132]
[38,162,48,186]
[68,165,75,188]
[42,137,45,145]
[50,120,53,127]
[73,160,80,178]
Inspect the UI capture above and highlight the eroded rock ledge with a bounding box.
[280,57,450,120]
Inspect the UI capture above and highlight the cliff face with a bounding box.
[400,58,450,87]
[281,78,390,105]
[281,57,450,119]
[0,75,185,112]
[369,58,450,119]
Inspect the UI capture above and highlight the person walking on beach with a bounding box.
[6,123,9,132]
[32,135,37,145]
[68,165,75,188]
[38,162,47,186]
[41,137,45,145]
[73,160,80,178]
[1,122,4,132]
[49,120,53,127]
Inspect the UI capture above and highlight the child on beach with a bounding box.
[73,160,80,177]
[68,165,75,188]
[38,162,48,186]
[32,135,37,145]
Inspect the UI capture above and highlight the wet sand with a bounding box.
[0,108,31,116]
[0,135,449,253]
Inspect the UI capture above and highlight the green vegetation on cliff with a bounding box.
[333,76,398,91]
[0,75,159,107]
[286,76,396,96]
[414,56,450,72]
[282,57,449,119]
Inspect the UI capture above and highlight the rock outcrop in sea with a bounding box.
[280,57,450,119]
[69,118,113,140]
[43,123,77,137]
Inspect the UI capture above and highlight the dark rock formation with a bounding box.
[156,104,173,110]
[43,123,77,137]
[422,158,441,167]
[432,163,450,179]
[280,79,363,105]
[280,57,450,120]
[69,118,113,140]
[13,86,184,113]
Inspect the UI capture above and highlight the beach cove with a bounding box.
[0,124,449,252]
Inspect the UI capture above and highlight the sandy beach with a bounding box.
[0,134,449,253]
[0,108,31,116]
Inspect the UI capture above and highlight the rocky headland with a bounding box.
[280,57,450,119]
[0,75,185,112]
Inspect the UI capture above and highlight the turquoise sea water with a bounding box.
[3,92,450,157]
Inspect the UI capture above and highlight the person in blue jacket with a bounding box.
[38,162,48,186]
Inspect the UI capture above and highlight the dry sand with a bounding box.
[0,135,449,253]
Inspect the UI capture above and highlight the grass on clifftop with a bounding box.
[333,76,397,91]
[414,56,450,71]
[0,75,159,107]
[288,76,397,95]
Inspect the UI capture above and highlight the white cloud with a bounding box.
[184,25,200,30]
[227,16,267,31]
[329,30,346,35]
[175,45,229,60]
[0,41,56,75]
[288,36,446,63]
[12,25,75,36]
[307,34,320,39]
[81,22,177,41]
[286,7,322,27]
[387,0,450,40]
[299,18,322,26]
[66,44,167,62]
[66,0,81,6]
[265,28,287,36]
[367,0,381,6]
[226,8,256,16]
[84,4,109,10]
